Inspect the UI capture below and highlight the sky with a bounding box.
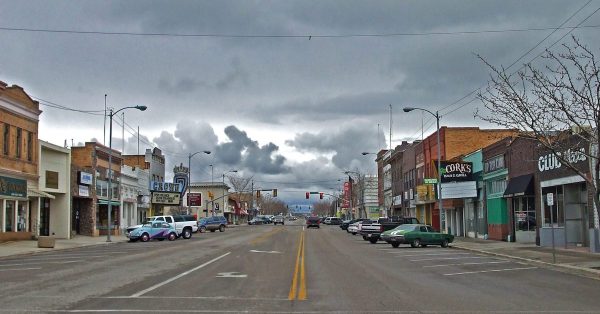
[2,0,600,206]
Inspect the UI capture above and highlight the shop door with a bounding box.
[564,184,588,247]
[39,198,50,236]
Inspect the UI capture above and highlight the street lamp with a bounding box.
[187,151,211,215]
[222,170,238,217]
[403,106,443,233]
[106,105,147,242]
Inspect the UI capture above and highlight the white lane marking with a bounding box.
[444,266,538,276]
[389,252,472,257]
[130,252,230,297]
[0,260,80,267]
[249,250,281,254]
[423,261,511,268]
[99,296,290,301]
[5,309,591,313]
[410,256,489,262]
[0,267,42,272]
[216,272,247,278]
[303,226,305,231]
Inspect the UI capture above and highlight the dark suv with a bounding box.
[198,216,227,232]
[306,216,321,228]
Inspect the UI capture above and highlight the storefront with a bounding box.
[537,143,592,250]
[504,174,536,243]
[0,175,30,240]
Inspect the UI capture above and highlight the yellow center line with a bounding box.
[298,230,307,300]
[288,230,306,300]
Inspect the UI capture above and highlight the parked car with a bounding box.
[380,224,455,248]
[126,215,198,239]
[340,218,370,230]
[360,217,420,243]
[306,216,321,228]
[323,217,342,225]
[198,216,227,232]
[348,219,372,235]
[128,222,178,242]
[249,217,265,225]
[273,215,285,225]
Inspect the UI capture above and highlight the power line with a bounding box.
[1,24,600,39]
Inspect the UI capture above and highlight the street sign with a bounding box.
[424,178,438,184]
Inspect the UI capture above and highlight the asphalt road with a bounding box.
[1,220,600,313]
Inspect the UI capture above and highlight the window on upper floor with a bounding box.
[26,131,33,161]
[2,124,8,155]
[15,128,22,158]
[484,154,505,173]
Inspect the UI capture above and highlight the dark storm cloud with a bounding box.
[286,122,383,171]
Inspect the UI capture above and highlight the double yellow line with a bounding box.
[288,230,306,300]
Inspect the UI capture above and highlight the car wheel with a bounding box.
[421,244,428,248]
[141,233,150,242]
[199,226,206,233]
[168,232,177,241]
[441,239,449,248]
[182,228,192,239]
[129,238,137,242]
[369,238,378,244]
[411,238,421,248]
[219,225,225,232]
[391,242,400,248]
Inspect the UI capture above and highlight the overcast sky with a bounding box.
[2,0,599,206]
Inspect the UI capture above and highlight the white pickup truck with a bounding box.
[126,215,198,239]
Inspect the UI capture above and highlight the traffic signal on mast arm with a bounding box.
[273,189,277,197]
[256,190,261,198]
[306,192,310,199]
[319,192,324,199]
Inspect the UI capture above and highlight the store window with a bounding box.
[514,197,536,231]
[542,185,564,227]
[16,128,22,158]
[17,202,27,231]
[27,131,33,161]
[5,200,15,232]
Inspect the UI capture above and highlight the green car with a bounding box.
[380,224,454,248]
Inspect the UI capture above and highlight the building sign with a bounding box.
[441,181,477,199]
[79,171,93,185]
[484,155,505,173]
[538,148,587,172]
[424,178,437,184]
[0,175,27,198]
[151,192,181,205]
[440,161,473,183]
[150,181,183,193]
[187,193,202,206]
[78,185,90,197]
[392,195,402,205]
[343,181,351,208]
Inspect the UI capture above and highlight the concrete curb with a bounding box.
[0,238,124,259]
[453,244,600,279]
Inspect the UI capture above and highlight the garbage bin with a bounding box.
[37,236,55,248]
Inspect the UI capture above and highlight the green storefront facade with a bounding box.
[483,167,509,241]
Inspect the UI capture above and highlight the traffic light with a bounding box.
[319,192,324,199]
[305,192,310,199]
[208,191,214,200]
[273,189,277,197]
[256,190,261,198]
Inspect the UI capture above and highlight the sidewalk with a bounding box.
[452,236,600,278]
[0,235,128,258]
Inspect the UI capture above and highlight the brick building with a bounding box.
[71,142,122,236]
[0,81,48,241]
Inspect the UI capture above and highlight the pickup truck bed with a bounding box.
[359,217,420,243]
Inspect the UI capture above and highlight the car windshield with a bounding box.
[394,225,418,232]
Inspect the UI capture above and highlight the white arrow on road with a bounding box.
[249,250,281,254]
[216,272,247,278]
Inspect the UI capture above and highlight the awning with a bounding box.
[97,199,121,206]
[28,189,56,199]
[504,174,534,197]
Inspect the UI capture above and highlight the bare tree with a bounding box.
[257,195,287,215]
[312,201,332,216]
[477,36,600,230]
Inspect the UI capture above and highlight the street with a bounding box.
[1,220,600,313]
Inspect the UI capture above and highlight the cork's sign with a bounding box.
[440,161,473,183]
[151,192,181,205]
[0,175,27,198]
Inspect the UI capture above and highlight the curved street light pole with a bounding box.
[403,107,443,233]
[188,151,211,215]
[107,105,147,242]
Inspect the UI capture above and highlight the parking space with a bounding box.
[377,246,538,276]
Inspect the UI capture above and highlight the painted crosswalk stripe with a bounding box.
[423,260,511,267]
